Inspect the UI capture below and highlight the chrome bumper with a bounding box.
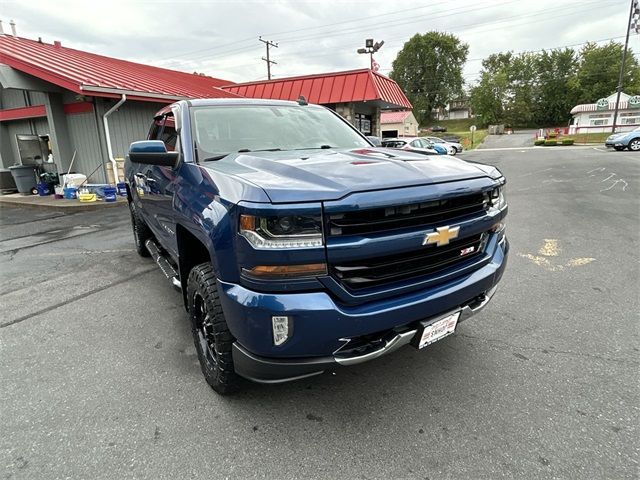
[334,285,498,366]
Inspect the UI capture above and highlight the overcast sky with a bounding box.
[1,0,637,85]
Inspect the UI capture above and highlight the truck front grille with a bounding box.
[328,193,487,237]
[331,233,486,290]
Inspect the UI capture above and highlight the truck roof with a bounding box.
[154,97,314,117]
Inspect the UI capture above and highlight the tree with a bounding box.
[470,71,508,126]
[469,41,640,128]
[390,32,468,125]
[469,52,536,127]
[533,49,580,126]
[576,42,640,103]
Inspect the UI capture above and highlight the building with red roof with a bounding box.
[380,110,419,138]
[0,33,238,182]
[221,69,411,137]
[0,32,413,185]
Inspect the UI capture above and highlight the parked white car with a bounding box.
[424,136,463,154]
[381,137,441,155]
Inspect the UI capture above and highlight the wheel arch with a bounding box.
[176,224,216,310]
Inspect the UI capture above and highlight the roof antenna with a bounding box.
[297,95,308,106]
[10,19,16,37]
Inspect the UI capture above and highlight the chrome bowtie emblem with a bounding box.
[423,226,460,247]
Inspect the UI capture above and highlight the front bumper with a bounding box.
[219,235,509,383]
[231,285,499,383]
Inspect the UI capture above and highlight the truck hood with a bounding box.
[207,148,500,203]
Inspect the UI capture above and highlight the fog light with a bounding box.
[272,316,292,346]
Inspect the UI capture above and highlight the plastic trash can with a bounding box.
[8,165,37,194]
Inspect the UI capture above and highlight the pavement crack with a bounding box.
[0,267,157,329]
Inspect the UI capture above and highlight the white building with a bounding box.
[380,110,419,138]
[569,92,640,133]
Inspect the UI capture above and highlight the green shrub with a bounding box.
[544,140,557,146]
[561,138,574,145]
[547,132,558,138]
[534,139,545,146]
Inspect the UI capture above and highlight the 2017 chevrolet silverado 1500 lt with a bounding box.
[125,98,508,394]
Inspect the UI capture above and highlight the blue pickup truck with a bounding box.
[125,98,508,394]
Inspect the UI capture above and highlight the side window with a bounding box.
[148,118,162,140]
[149,114,178,151]
[410,140,422,148]
[158,115,177,152]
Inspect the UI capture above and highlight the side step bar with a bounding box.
[145,239,181,291]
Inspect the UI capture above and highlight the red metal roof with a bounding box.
[221,69,412,109]
[380,110,413,124]
[0,35,240,103]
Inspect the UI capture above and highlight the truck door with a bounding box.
[136,111,180,257]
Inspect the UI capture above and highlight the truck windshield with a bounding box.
[191,105,370,160]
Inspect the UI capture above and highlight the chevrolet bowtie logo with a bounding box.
[423,226,460,247]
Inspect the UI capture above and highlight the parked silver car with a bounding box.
[381,137,442,155]
[424,136,463,153]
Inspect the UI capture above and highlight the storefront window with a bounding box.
[355,113,372,135]
[620,112,640,124]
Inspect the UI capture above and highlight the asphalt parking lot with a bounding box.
[1,145,638,480]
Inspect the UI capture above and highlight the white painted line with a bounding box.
[470,145,596,152]
[601,173,616,182]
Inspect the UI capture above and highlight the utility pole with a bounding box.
[612,0,636,133]
[259,37,278,80]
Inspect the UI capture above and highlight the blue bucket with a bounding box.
[63,186,78,199]
[104,186,117,202]
[36,182,51,196]
[116,182,127,196]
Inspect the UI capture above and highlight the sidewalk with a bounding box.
[0,193,127,211]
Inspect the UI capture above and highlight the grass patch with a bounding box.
[419,129,488,150]
[428,118,478,132]
[454,130,488,150]
[568,132,610,144]
[422,118,487,149]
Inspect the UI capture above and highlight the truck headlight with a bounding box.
[240,214,323,248]
[490,185,507,210]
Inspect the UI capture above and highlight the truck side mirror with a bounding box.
[128,140,179,168]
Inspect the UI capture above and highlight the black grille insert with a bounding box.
[331,233,486,290]
[328,193,487,236]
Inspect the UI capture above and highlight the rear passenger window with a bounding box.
[159,116,177,151]
[149,115,178,151]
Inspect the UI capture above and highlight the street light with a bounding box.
[357,38,384,70]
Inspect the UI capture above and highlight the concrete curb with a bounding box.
[0,194,127,212]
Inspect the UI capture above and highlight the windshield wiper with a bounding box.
[294,145,334,150]
[202,153,230,162]
[237,148,283,153]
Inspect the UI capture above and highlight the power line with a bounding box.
[162,0,614,74]
[159,0,455,62]
[161,0,512,66]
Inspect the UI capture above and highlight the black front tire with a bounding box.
[614,146,625,151]
[629,139,640,151]
[129,201,151,257]
[187,263,240,395]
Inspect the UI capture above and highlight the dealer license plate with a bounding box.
[417,311,460,349]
